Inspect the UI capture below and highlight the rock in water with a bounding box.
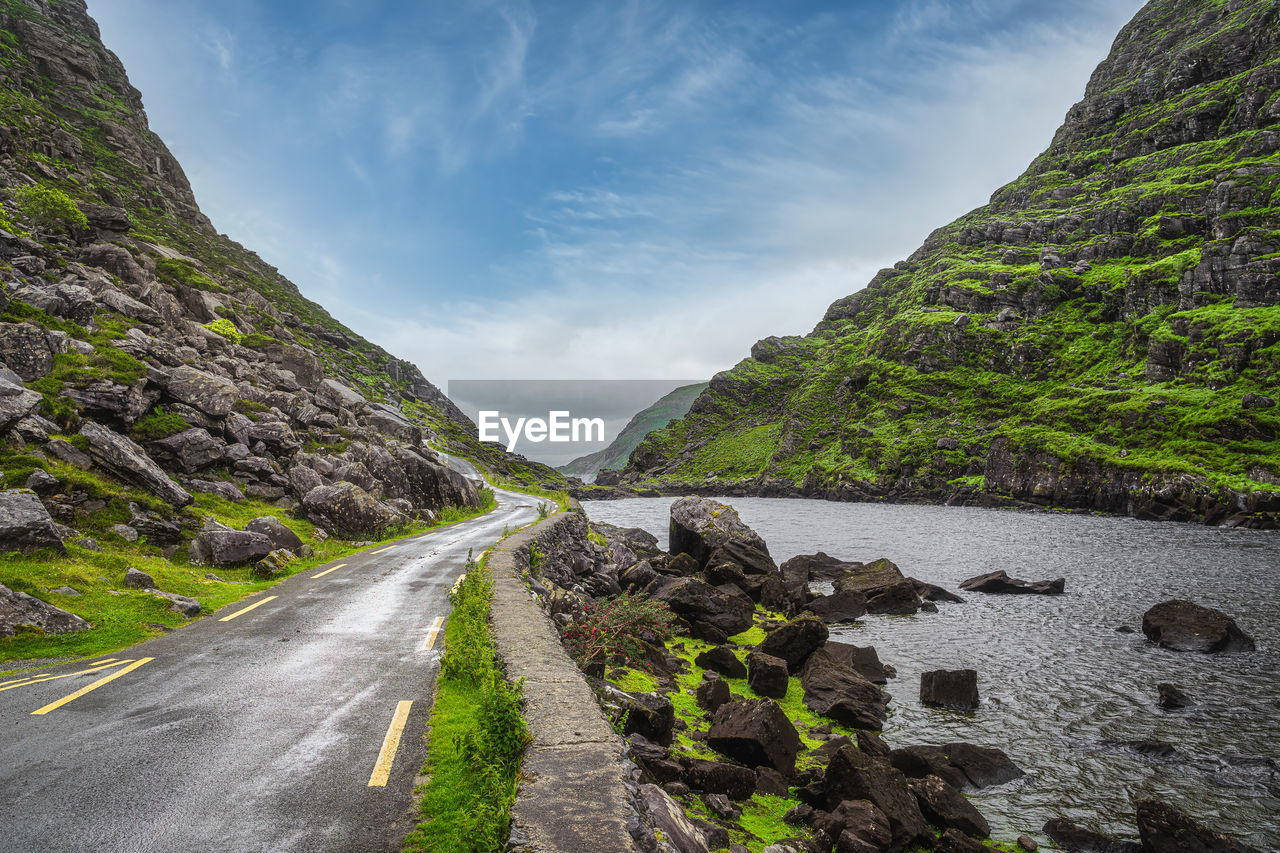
[706,698,802,775]
[1157,682,1191,710]
[1135,798,1261,853]
[0,582,90,637]
[1042,818,1141,853]
[1141,599,1255,653]
[920,668,979,710]
[799,647,888,730]
[958,570,1064,595]
[0,489,66,554]
[668,496,777,574]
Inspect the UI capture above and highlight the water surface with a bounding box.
[582,497,1280,847]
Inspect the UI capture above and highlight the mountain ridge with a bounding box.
[621,0,1280,528]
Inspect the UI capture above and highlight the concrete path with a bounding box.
[0,487,540,853]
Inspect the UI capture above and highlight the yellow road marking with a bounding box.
[218,595,279,622]
[30,658,154,715]
[0,659,131,693]
[313,563,347,579]
[419,616,445,652]
[0,675,47,687]
[368,700,414,787]
[370,546,397,555]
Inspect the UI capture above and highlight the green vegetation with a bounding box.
[130,409,191,442]
[403,552,530,853]
[559,591,675,671]
[12,183,86,233]
[202,317,242,344]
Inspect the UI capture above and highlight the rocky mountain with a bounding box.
[559,382,708,483]
[622,0,1280,528]
[0,0,564,557]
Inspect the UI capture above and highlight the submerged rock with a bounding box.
[1157,682,1191,710]
[1135,798,1261,853]
[959,569,1064,595]
[1141,599,1255,653]
[920,668,979,711]
[1042,817,1141,853]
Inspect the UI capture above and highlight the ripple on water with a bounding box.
[582,497,1280,847]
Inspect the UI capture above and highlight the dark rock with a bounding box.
[302,482,405,539]
[651,576,754,638]
[805,589,867,623]
[824,800,893,853]
[695,644,748,679]
[1042,818,1141,853]
[0,581,90,637]
[959,570,1064,595]
[696,673,732,713]
[800,647,888,729]
[865,579,925,614]
[822,746,931,852]
[244,516,304,552]
[619,559,658,591]
[80,421,194,507]
[252,548,296,579]
[936,828,995,853]
[663,552,701,576]
[639,783,715,853]
[920,668,979,710]
[1141,599,1255,653]
[23,468,59,495]
[1135,798,1260,853]
[821,641,890,684]
[45,438,93,469]
[1241,393,1275,410]
[123,567,156,589]
[908,774,990,838]
[661,781,690,797]
[189,529,274,567]
[0,489,66,554]
[747,650,789,699]
[784,804,814,826]
[707,698,802,775]
[891,743,1024,790]
[1017,836,1038,852]
[621,691,676,747]
[1157,682,1191,709]
[757,615,829,673]
[857,730,891,759]
[705,792,742,820]
[913,579,964,603]
[669,496,777,573]
[681,757,757,800]
[753,767,789,797]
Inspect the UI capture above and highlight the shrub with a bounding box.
[13,184,87,233]
[560,591,676,672]
[203,318,242,344]
[241,332,280,350]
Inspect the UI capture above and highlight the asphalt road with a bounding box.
[0,485,542,853]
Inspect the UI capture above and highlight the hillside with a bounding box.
[622,0,1280,529]
[559,382,708,483]
[0,0,564,650]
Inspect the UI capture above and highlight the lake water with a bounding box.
[581,497,1280,848]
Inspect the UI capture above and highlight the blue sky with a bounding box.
[88,0,1144,387]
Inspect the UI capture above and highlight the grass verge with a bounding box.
[403,548,531,853]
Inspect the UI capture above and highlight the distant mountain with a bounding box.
[560,383,708,482]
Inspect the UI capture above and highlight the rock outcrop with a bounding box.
[1141,599,1256,653]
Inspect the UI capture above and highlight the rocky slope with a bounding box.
[622,0,1280,528]
[560,382,709,484]
[0,1,564,585]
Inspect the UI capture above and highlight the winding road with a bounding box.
[0,484,541,853]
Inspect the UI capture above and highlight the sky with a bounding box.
[88,0,1145,391]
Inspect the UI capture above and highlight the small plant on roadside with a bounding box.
[13,184,87,233]
[536,501,551,519]
[560,591,677,673]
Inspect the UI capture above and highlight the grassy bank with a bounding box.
[403,549,530,853]
[0,484,498,670]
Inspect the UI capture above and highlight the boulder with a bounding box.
[252,548,296,579]
[1141,599,1255,653]
[865,579,925,614]
[669,496,777,574]
[0,373,41,429]
[0,489,65,554]
[650,576,754,639]
[24,468,59,494]
[316,378,365,412]
[164,366,238,418]
[1135,798,1259,853]
[913,579,964,603]
[920,669,979,710]
[0,322,54,380]
[620,691,675,747]
[805,589,867,623]
[819,800,892,853]
[189,529,274,567]
[821,641,891,684]
[148,427,226,472]
[936,828,997,853]
[833,557,923,613]
[152,590,201,617]
[244,516,304,552]
[695,644,747,679]
[747,650,789,699]
[124,567,157,589]
[638,784,715,853]
[282,344,324,390]
[908,774,990,838]
[681,757,758,800]
[891,743,1024,790]
[800,647,888,729]
[302,482,405,539]
[695,673,732,712]
[707,698,802,774]
[1042,818,1141,853]
[0,581,90,637]
[80,421,194,507]
[959,570,1064,595]
[757,615,829,673]
[822,746,932,852]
